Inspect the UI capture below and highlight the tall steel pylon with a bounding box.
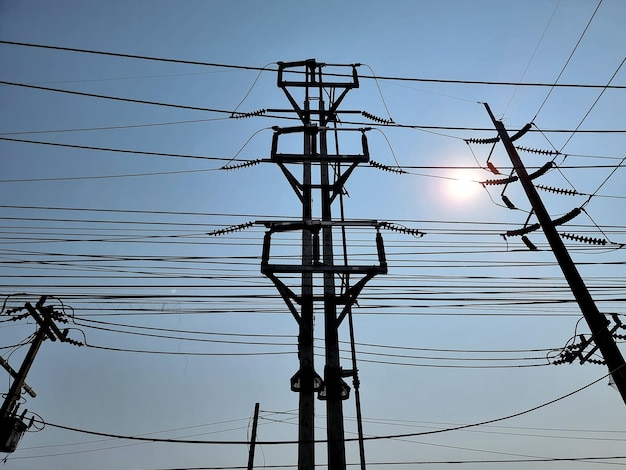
[260,60,387,470]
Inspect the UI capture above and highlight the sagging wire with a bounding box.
[559,56,626,155]
[1,293,31,316]
[532,0,603,122]
[361,64,394,124]
[230,62,277,117]
[501,0,561,117]
[219,127,273,169]
[582,153,626,209]
[368,127,403,170]
[530,123,566,164]
[465,139,484,168]
[575,206,625,249]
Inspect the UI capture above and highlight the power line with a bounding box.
[0,136,233,162]
[533,0,604,121]
[0,40,267,72]
[3,39,626,89]
[0,80,234,114]
[29,371,610,445]
[0,116,231,136]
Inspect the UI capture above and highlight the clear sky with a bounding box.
[1,1,626,469]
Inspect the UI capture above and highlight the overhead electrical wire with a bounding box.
[0,136,233,161]
[0,80,234,114]
[2,80,626,135]
[501,0,561,117]
[532,0,604,121]
[0,167,223,183]
[27,371,614,445]
[61,319,552,367]
[570,64,626,147]
[10,454,625,468]
[2,39,626,89]
[73,317,560,354]
[0,116,231,136]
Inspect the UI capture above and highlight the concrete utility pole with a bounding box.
[246,402,260,470]
[484,103,626,404]
[0,296,73,452]
[260,59,387,470]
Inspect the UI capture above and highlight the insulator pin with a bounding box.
[361,111,393,124]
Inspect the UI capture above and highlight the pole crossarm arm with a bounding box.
[259,220,387,276]
[271,126,370,164]
[0,357,36,398]
[336,273,377,327]
[24,296,71,343]
[261,271,304,326]
[277,59,359,124]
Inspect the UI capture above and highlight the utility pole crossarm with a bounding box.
[0,357,36,398]
[484,103,626,405]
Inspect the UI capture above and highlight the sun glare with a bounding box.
[446,172,481,201]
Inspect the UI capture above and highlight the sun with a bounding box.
[446,171,481,201]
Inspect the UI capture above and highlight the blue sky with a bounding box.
[1,1,626,469]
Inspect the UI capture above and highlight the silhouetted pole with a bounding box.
[484,103,626,404]
[0,328,46,419]
[319,99,346,470]
[247,402,260,470]
[0,355,36,398]
[347,307,366,470]
[264,60,386,470]
[299,98,315,470]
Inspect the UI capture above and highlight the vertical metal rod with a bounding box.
[484,103,626,404]
[347,308,367,470]
[298,86,315,470]
[336,115,366,470]
[320,88,346,470]
[247,402,260,470]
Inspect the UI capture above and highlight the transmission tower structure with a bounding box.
[260,60,387,470]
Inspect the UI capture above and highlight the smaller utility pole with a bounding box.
[247,403,260,470]
[484,103,626,405]
[0,296,75,453]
